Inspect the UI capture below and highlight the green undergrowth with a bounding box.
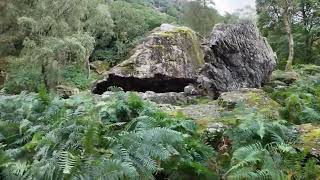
[206,103,320,179]
[2,65,320,179]
[271,67,320,124]
[0,91,216,179]
[153,26,204,67]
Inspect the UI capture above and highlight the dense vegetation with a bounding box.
[0,91,216,179]
[1,0,320,179]
[256,0,320,68]
[2,68,320,179]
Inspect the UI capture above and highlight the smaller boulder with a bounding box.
[90,61,110,75]
[207,122,229,134]
[297,124,320,157]
[271,70,300,84]
[56,85,80,99]
[101,91,116,99]
[219,88,263,108]
[218,88,280,118]
[263,80,288,93]
[184,84,199,96]
[101,91,198,105]
[203,122,231,152]
[174,102,222,122]
[139,91,196,105]
[265,80,288,88]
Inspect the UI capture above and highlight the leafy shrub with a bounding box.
[63,65,98,90]
[271,72,320,124]
[4,58,42,94]
[215,106,297,179]
[283,152,320,180]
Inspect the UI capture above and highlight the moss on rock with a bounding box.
[93,24,205,94]
[218,88,281,119]
[297,124,320,157]
[271,70,300,84]
[297,64,320,75]
[152,26,204,68]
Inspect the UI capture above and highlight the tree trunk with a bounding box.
[41,63,49,91]
[283,1,294,71]
[301,2,313,63]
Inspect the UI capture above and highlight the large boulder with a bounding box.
[93,22,277,95]
[93,24,204,94]
[198,22,277,92]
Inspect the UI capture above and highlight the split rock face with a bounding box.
[92,22,277,95]
[199,22,277,92]
[92,24,204,94]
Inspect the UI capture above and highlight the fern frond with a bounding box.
[3,161,29,178]
[80,158,139,180]
[82,121,100,154]
[57,151,77,174]
[227,143,267,175]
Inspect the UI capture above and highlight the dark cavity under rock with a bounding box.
[93,74,195,94]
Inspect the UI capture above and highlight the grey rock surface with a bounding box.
[218,88,264,108]
[199,22,277,92]
[139,91,198,105]
[271,70,300,84]
[207,122,229,134]
[101,91,199,105]
[56,85,80,99]
[174,102,222,120]
[184,84,199,95]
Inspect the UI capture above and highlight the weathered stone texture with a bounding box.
[198,22,277,92]
[93,24,204,94]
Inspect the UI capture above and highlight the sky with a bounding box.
[214,0,256,14]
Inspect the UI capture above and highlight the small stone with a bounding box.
[184,85,199,96]
[265,80,287,88]
[101,91,115,99]
[159,23,178,32]
[56,85,80,99]
[138,92,191,105]
[207,123,228,134]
